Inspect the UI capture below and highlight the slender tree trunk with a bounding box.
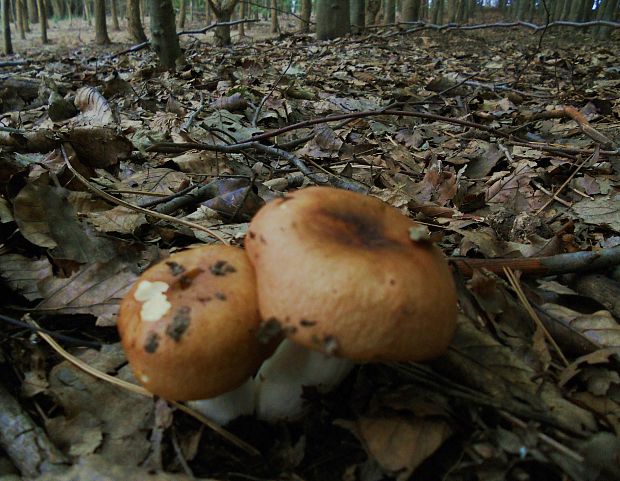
[384,0,395,23]
[270,0,278,33]
[150,0,182,67]
[402,0,419,20]
[94,0,110,43]
[316,0,349,39]
[351,0,365,32]
[298,0,310,32]
[595,0,616,38]
[127,0,146,41]
[238,0,246,35]
[205,0,211,23]
[27,0,37,21]
[16,0,25,38]
[110,0,120,29]
[2,0,12,53]
[366,0,380,24]
[37,0,47,41]
[208,0,239,46]
[176,0,186,27]
[84,0,91,23]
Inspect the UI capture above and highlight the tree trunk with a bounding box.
[205,0,211,23]
[94,0,110,43]
[16,0,26,38]
[127,0,146,41]
[595,0,616,38]
[401,0,418,21]
[208,0,239,46]
[27,0,37,21]
[238,0,246,35]
[350,0,365,32]
[37,0,47,41]
[298,0,310,32]
[2,0,12,54]
[110,0,120,29]
[384,0,395,23]
[366,0,380,25]
[150,0,182,67]
[270,0,278,33]
[316,0,349,40]
[176,0,186,28]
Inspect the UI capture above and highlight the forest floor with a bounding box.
[0,14,619,481]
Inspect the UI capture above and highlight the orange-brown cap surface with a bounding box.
[118,245,269,400]
[245,186,457,362]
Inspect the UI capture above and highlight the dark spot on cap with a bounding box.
[166,261,185,276]
[199,296,212,303]
[144,333,160,353]
[257,317,283,343]
[210,260,237,276]
[215,292,227,301]
[175,268,204,289]
[389,279,396,285]
[166,306,191,341]
[300,319,317,327]
[313,208,396,250]
[248,231,256,239]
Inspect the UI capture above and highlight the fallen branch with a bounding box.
[400,19,620,33]
[450,245,620,277]
[112,19,259,58]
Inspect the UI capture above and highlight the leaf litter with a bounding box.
[0,20,619,481]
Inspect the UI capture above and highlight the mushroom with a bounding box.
[118,244,273,424]
[246,186,458,420]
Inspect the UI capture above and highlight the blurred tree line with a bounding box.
[2,0,618,66]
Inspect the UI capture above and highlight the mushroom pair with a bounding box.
[118,186,458,423]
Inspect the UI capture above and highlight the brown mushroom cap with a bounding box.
[245,186,457,362]
[118,245,270,400]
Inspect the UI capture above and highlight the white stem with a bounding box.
[188,377,256,425]
[254,339,354,422]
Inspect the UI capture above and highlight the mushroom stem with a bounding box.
[254,339,354,422]
[188,377,256,425]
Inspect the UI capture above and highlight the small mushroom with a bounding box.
[246,186,458,420]
[118,244,272,422]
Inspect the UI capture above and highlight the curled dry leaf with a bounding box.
[74,86,116,126]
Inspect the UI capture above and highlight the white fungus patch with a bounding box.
[140,374,150,384]
[134,280,172,322]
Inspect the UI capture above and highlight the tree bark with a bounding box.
[208,0,239,46]
[316,0,349,40]
[238,0,246,36]
[351,0,365,33]
[94,0,110,44]
[270,0,278,33]
[150,0,182,67]
[37,0,47,42]
[27,0,37,22]
[1,0,12,54]
[127,0,146,41]
[366,0,381,24]
[177,0,186,28]
[402,0,419,21]
[110,0,120,30]
[384,0,395,23]
[298,0,310,32]
[16,0,26,39]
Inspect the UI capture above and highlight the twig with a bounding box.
[535,148,596,214]
[503,267,569,367]
[0,383,67,478]
[61,145,229,244]
[31,319,260,456]
[450,245,620,277]
[252,53,294,127]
